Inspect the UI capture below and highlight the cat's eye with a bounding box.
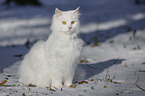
[71,21,75,24]
[62,21,66,25]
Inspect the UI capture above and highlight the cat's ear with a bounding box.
[73,7,80,14]
[55,8,62,16]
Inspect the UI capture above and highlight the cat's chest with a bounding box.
[57,39,81,55]
[60,40,77,51]
[46,34,83,56]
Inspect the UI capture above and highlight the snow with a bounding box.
[0,0,145,96]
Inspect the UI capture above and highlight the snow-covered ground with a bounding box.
[0,0,145,96]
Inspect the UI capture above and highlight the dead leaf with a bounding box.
[90,79,94,82]
[69,84,76,88]
[91,44,96,48]
[28,84,36,87]
[78,81,88,84]
[104,85,107,88]
[91,86,94,90]
[0,80,7,85]
[124,63,127,67]
[113,81,121,84]
[80,59,89,63]
[0,70,2,73]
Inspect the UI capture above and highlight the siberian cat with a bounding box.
[18,7,84,88]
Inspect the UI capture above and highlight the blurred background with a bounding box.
[0,0,145,46]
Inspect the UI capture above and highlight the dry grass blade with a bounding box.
[139,70,145,72]
[0,85,13,87]
[113,57,120,64]
[91,36,99,48]
[49,88,56,92]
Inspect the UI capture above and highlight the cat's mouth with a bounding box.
[64,30,75,35]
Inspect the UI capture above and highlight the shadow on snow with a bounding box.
[74,58,125,82]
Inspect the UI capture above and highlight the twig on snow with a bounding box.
[135,77,145,91]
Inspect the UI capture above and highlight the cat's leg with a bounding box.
[50,72,63,89]
[64,71,74,87]
[64,78,73,87]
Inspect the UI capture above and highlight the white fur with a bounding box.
[18,8,84,88]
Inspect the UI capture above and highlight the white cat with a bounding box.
[18,7,84,88]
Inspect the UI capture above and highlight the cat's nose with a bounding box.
[68,27,72,30]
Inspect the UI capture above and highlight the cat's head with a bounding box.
[51,7,80,35]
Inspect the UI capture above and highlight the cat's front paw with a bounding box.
[64,82,72,87]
